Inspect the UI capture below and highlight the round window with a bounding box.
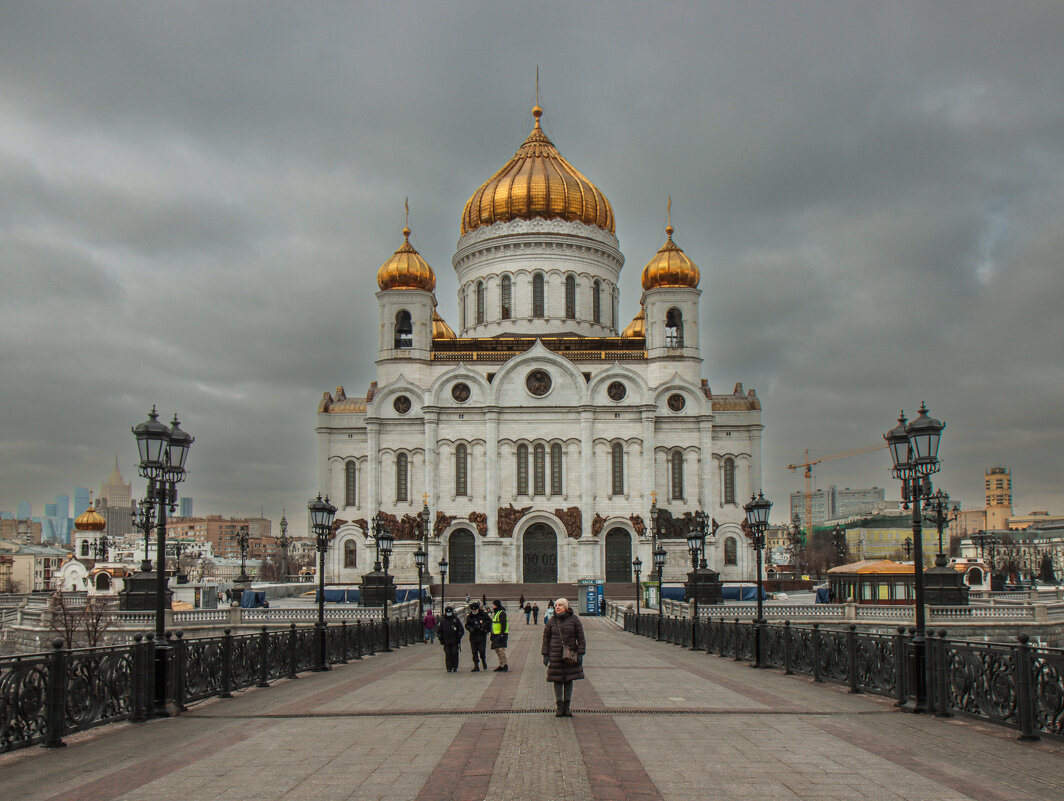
[451,382,471,403]
[526,370,552,396]
[667,393,686,412]
[607,381,627,401]
[393,395,412,414]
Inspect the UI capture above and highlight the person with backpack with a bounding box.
[423,608,437,644]
[542,598,586,717]
[437,606,464,672]
[464,601,492,672]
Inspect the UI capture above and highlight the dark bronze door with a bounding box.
[605,528,632,582]
[523,523,557,583]
[448,529,475,583]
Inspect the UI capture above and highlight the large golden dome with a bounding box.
[377,226,436,292]
[621,307,646,338]
[641,224,700,290]
[432,308,456,339]
[74,504,106,532]
[460,106,615,236]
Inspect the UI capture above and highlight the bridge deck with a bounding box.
[3,617,1062,801]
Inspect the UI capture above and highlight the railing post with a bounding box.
[894,627,907,707]
[42,638,67,749]
[174,631,188,711]
[366,620,376,655]
[847,625,859,694]
[783,620,792,675]
[130,633,147,723]
[354,620,363,659]
[1015,633,1040,741]
[287,623,298,680]
[219,628,233,698]
[143,632,157,716]
[734,619,743,662]
[257,626,270,688]
[718,617,728,658]
[933,629,951,717]
[812,623,823,683]
[339,621,350,663]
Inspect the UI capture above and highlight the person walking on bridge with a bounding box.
[490,599,509,672]
[542,598,585,717]
[464,601,491,671]
[532,602,540,624]
[437,606,464,672]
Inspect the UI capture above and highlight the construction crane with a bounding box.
[787,444,887,545]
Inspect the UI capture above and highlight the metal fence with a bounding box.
[0,617,423,753]
[623,611,1064,742]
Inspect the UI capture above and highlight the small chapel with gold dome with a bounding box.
[315,102,763,587]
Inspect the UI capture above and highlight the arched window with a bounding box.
[533,444,546,496]
[665,308,683,348]
[565,275,576,319]
[532,274,545,318]
[593,280,601,323]
[476,281,485,325]
[459,289,466,330]
[723,457,736,505]
[516,444,529,495]
[671,451,684,500]
[80,540,89,557]
[394,310,413,349]
[95,573,112,592]
[344,540,357,568]
[550,443,563,496]
[345,462,357,507]
[724,537,738,566]
[967,567,983,586]
[611,443,624,496]
[500,275,512,320]
[455,444,468,497]
[395,453,408,503]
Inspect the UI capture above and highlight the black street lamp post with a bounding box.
[884,403,945,714]
[788,513,803,578]
[744,491,772,668]
[131,498,156,573]
[414,546,427,627]
[233,527,250,605]
[308,494,337,671]
[419,502,431,619]
[131,406,193,716]
[653,544,666,641]
[377,524,394,652]
[437,558,448,614]
[93,532,110,561]
[277,509,291,583]
[632,557,642,617]
[903,536,914,561]
[925,490,958,565]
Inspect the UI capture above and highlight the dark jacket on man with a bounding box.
[542,610,586,682]
[437,614,464,646]
[464,608,492,641]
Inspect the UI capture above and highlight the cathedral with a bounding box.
[316,102,763,586]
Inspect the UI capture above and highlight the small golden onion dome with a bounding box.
[432,308,456,339]
[377,227,436,292]
[460,105,615,236]
[74,505,106,532]
[640,224,700,290]
[621,307,646,338]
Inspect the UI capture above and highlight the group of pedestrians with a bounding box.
[421,597,586,718]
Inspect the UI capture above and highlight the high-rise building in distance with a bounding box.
[985,466,1013,530]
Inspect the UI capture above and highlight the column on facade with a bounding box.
[698,416,713,511]
[750,428,763,494]
[367,419,380,515]
[641,409,656,508]
[580,408,593,537]
[485,408,499,536]
[424,409,438,510]
[317,429,330,497]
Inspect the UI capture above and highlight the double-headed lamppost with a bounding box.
[233,527,251,605]
[277,508,291,582]
[884,403,945,714]
[744,490,772,668]
[418,501,431,619]
[131,497,156,572]
[377,523,394,652]
[925,490,958,566]
[437,558,448,614]
[653,544,666,641]
[308,494,337,671]
[632,557,643,617]
[132,406,193,716]
[687,515,706,616]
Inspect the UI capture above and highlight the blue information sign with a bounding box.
[583,581,604,615]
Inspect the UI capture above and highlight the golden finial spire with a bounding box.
[403,197,410,239]
[666,195,673,239]
[532,66,543,128]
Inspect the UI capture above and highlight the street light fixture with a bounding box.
[414,545,427,625]
[632,556,643,617]
[885,403,945,714]
[308,493,337,671]
[437,558,448,614]
[653,544,666,641]
[277,509,291,583]
[131,406,193,716]
[744,490,772,668]
[377,523,394,652]
[419,501,431,618]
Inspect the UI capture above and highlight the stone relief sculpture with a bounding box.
[591,513,607,537]
[468,511,488,537]
[629,514,645,536]
[653,508,698,539]
[497,504,532,538]
[554,506,582,539]
[434,511,455,538]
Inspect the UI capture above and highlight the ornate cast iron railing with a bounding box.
[623,611,1062,741]
[0,617,423,753]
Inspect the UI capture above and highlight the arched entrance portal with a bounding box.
[448,529,475,583]
[604,528,632,582]
[523,523,557,583]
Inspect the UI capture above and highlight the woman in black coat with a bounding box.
[541,598,586,717]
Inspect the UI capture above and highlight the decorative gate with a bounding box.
[448,529,475,583]
[523,524,557,583]
[604,528,632,582]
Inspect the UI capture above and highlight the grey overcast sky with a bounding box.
[2,2,1063,537]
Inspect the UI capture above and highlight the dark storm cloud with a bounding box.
[2,2,1063,534]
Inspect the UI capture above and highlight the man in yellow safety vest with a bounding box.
[490,600,509,672]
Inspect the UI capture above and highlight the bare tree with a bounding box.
[49,591,116,648]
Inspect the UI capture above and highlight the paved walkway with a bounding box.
[4,616,1063,801]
